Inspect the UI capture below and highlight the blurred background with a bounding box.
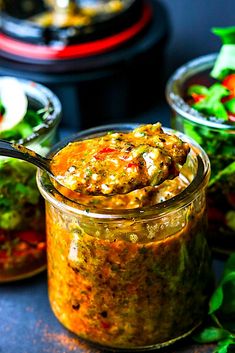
[1,0,235,131]
[162,0,235,76]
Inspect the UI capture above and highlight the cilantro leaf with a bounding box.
[209,272,235,315]
[192,83,229,119]
[212,27,235,45]
[188,85,209,96]
[209,161,235,187]
[224,98,235,114]
[193,253,235,352]
[211,27,235,80]
[209,286,224,315]
[215,338,234,353]
[193,327,230,343]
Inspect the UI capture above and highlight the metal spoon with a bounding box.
[0,139,52,175]
[0,139,82,200]
[0,136,190,198]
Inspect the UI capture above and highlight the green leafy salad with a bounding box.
[0,78,48,141]
[0,78,48,279]
[183,27,235,244]
[187,27,235,122]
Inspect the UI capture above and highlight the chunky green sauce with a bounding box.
[51,123,189,196]
[44,123,213,348]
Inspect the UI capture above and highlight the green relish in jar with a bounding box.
[37,123,213,350]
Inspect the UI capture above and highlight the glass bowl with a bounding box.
[37,124,213,351]
[166,54,235,255]
[0,76,61,282]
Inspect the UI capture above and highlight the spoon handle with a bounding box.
[0,139,51,173]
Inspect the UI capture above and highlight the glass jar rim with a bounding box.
[36,124,210,221]
[0,76,62,144]
[166,53,235,131]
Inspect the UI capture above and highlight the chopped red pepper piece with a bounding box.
[37,242,46,251]
[94,147,118,160]
[0,250,7,260]
[13,249,35,257]
[14,242,30,252]
[191,93,206,103]
[127,162,139,168]
[100,321,111,329]
[222,74,235,97]
[99,147,117,154]
[17,230,44,244]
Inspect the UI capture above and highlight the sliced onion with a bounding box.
[0,78,28,131]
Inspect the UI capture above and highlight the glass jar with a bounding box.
[0,77,61,282]
[37,124,213,350]
[166,54,235,255]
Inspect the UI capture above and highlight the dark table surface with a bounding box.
[0,108,227,353]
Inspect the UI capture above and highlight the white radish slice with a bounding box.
[0,78,28,131]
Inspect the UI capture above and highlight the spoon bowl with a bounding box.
[0,121,191,198]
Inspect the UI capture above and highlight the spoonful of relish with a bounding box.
[0,123,190,196]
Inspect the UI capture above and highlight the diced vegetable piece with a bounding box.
[188,84,209,96]
[224,97,235,113]
[0,78,27,131]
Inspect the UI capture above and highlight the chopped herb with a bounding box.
[139,247,148,255]
[193,253,235,353]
